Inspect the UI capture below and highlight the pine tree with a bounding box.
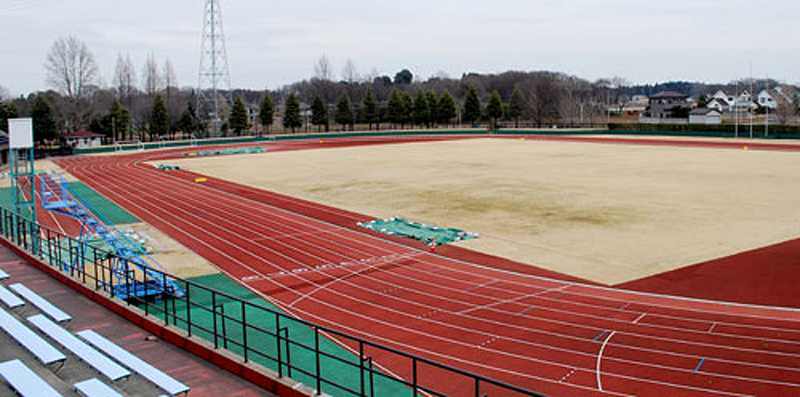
[413,91,430,127]
[150,94,169,140]
[426,91,438,127]
[259,95,274,134]
[229,97,250,136]
[283,93,302,132]
[363,90,378,130]
[463,86,482,125]
[401,91,414,128]
[0,102,18,132]
[335,95,353,131]
[311,96,328,132]
[486,91,504,131]
[32,96,58,143]
[387,89,405,128]
[438,91,457,126]
[508,87,525,128]
[108,100,131,141]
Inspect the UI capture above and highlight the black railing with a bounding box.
[0,206,547,397]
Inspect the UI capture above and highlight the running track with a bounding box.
[55,135,800,396]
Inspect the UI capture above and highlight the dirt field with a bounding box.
[167,138,800,284]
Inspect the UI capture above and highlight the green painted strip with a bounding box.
[147,273,411,397]
[65,182,139,226]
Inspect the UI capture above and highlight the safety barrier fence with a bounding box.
[0,206,546,397]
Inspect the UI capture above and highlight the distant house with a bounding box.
[62,130,104,149]
[758,87,796,111]
[646,91,690,119]
[706,98,730,113]
[689,108,722,125]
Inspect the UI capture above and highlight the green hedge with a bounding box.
[608,123,800,139]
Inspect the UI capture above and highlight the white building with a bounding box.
[62,130,104,148]
[689,108,722,125]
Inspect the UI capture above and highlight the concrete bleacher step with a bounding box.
[0,307,65,366]
[8,283,71,323]
[74,378,123,397]
[78,330,190,396]
[0,285,24,309]
[0,359,62,397]
[28,315,130,382]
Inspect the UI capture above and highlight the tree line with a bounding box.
[7,36,739,146]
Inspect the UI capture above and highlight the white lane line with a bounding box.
[597,331,617,391]
[633,313,647,324]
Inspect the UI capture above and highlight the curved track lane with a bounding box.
[57,135,800,396]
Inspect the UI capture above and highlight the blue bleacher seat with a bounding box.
[0,308,65,365]
[0,285,24,309]
[77,330,190,396]
[0,360,62,397]
[74,378,123,397]
[8,284,71,323]
[27,315,130,382]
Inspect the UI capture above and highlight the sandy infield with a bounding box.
[168,138,800,284]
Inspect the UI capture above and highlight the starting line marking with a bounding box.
[633,313,647,324]
[693,358,706,373]
[240,252,422,283]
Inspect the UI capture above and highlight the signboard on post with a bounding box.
[9,118,34,149]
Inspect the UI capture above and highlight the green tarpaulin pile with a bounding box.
[358,217,478,246]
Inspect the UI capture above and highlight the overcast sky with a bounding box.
[2,0,798,96]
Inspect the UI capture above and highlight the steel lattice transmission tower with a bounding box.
[197,0,232,134]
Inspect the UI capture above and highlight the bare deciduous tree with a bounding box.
[44,36,99,99]
[163,59,179,134]
[113,54,137,100]
[342,58,359,84]
[313,55,333,81]
[0,86,9,101]
[142,54,162,97]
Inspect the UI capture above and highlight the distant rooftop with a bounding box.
[651,91,689,99]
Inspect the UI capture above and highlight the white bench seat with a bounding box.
[9,284,71,323]
[0,267,8,280]
[0,360,62,397]
[28,315,130,381]
[78,330,189,396]
[0,308,65,365]
[0,285,24,308]
[75,378,123,397]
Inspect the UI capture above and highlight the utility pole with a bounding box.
[198,0,232,136]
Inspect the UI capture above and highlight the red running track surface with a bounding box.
[56,135,800,396]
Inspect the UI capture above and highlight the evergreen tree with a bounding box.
[426,91,438,127]
[150,94,169,140]
[0,102,18,132]
[109,100,131,141]
[363,90,378,130]
[31,96,58,143]
[335,95,353,131]
[229,97,250,136]
[463,86,482,125]
[413,91,430,127]
[259,95,274,134]
[486,91,504,131]
[310,96,328,132]
[283,93,302,132]
[438,91,457,126]
[400,91,414,127]
[508,87,525,128]
[387,89,405,128]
